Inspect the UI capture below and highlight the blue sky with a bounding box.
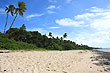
[0,0,110,48]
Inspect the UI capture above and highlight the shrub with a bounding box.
[47,43,63,50]
[0,37,39,50]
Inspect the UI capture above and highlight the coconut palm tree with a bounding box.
[4,5,15,33]
[63,33,67,39]
[9,1,27,29]
[49,32,52,38]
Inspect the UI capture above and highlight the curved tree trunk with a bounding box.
[9,13,18,30]
[4,14,9,33]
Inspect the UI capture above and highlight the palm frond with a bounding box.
[15,8,19,14]
[19,10,23,17]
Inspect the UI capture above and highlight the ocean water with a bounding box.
[97,48,110,52]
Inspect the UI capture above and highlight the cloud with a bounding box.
[46,5,56,9]
[26,13,44,19]
[46,5,61,10]
[46,5,60,14]
[76,7,110,31]
[0,8,5,14]
[56,7,110,48]
[89,7,110,13]
[74,31,110,48]
[47,10,56,14]
[46,5,61,14]
[56,7,110,30]
[56,18,85,27]
[49,27,60,29]
[71,7,110,48]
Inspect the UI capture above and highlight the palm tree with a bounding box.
[49,32,52,38]
[63,33,67,39]
[9,1,27,29]
[60,37,63,41]
[4,5,15,33]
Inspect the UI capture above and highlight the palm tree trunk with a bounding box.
[4,14,9,33]
[9,13,18,30]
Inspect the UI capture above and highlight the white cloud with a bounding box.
[90,18,110,31]
[47,10,56,14]
[0,8,5,14]
[26,13,44,19]
[56,7,110,30]
[56,7,110,48]
[72,7,110,48]
[49,27,60,29]
[56,18,86,27]
[46,5,56,9]
[89,7,110,13]
[46,5,60,14]
[74,31,110,48]
[75,13,95,20]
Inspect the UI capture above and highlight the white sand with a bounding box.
[0,50,109,73]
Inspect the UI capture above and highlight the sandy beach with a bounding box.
[0,50,110,73]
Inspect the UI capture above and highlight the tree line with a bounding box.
[0,24,94,50]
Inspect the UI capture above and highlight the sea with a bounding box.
[97,48,110,52]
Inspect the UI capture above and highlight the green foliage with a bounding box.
[63,33,67,38]
[47,43,63,50]
[20,24,26,30]
[16,1,27,17]
[0,32,4,38]
[48,32,52,38]
[1,24,94,50]
[5,5,15,16]
[0,37,39,50]
[6,27,32,42]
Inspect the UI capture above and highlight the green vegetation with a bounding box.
[0,24,94,50]
[0,37,39,50]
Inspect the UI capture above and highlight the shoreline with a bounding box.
[0,50,110,73]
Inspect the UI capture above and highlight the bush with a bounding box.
[47,43,63,50]
[0,37,39,50]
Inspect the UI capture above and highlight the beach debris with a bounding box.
[97,69,103,72]
[4,70,6,71]
[52,69,56,71]
[104,68,110,72]
[91,59,94,61]
[79,51,83,53]
[47,69,50,71]
[103,61,110,65]
[62,71,67,73]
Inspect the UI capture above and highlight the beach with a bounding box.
[0,50,110,73]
